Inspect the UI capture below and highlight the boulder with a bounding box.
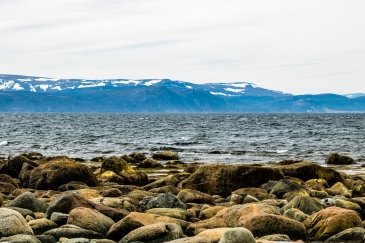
[152,151,180,160]
[279,161,344,186]
[324,227,365,243]
[28,218,58,235]
[46,193,95,218]
[9,192,48,213]
[138,158,164,168]
[146,208,191,221]
[139,192,187,211]
[28,161,98,190]
[143,175,179,190]
[0,208,34,237]
[165,237,209,243]
[19,162,36,187]
[326,153,355,165]
[101,156,132,173]
[7,155,38,177]
[282,195,323,215]
[326,182,352,197]
[304,207,363,241]
[258,234,290,241]
[177,189,215,205]
[50,212,69,225]
[129,152,147,162]
[232,187,271,201]
[283,208,309,222]
[199,206,226,220]
[243,213,307,240]
[43,224,104,240]
[196,228,231,243]
[106,212,188,241]
[67,207,115,235]
[179,164,283,197]
[270,179,307,198]
[0,234,41,243]
[0,174,19,194]
[119,223,184,243]
[218,227,256,243]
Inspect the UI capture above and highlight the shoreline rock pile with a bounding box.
[0,151,364,242]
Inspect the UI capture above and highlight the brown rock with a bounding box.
[177,189,215,205]
[304,206,363,241]
[179,164,284,197]
[28,160,98,190]
[279,161,344,186]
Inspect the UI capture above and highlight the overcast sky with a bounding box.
[1,0,365,94]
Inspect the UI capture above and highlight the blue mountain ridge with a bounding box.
[0,74,364,112]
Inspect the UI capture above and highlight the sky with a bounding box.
[0,0,365,94]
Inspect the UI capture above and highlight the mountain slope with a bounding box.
[0,74,364,112]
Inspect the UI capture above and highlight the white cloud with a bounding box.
[0,0,365,94]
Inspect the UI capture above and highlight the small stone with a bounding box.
[0,234,41,243]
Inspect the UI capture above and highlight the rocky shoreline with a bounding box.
[0,151,364,243]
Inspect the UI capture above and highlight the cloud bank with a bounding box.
[1,0,365,94]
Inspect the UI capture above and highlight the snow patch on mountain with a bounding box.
[224,88,245,93]
[144,79,161,86]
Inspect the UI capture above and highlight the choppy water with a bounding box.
[0,113,365,164]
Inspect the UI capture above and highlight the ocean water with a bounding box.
[0,113,365,164]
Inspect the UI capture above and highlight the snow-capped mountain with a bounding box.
[0,74,289,97]
[1,74,364,112]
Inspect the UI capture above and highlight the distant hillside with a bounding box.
[0,74,364,112]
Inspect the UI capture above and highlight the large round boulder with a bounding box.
[304,206,363,241]
[178,164,283,197]
[119,222,184,243]
[326,153,355,165]
[152,151,180,161]
[0,208,34,237]
[28,160,98,190]
[67,207,115,235]
[101,156,132,174]
[8,192,48,213]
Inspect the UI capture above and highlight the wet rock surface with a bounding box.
[0,152,365,242]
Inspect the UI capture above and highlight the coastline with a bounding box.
[0,151,364,242]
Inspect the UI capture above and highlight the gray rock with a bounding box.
[46,193,95,218]
[119,222,184,243]
[50,212,69,225]
[139,192,187,211]
[0,208,34,237]
[35,234,57,243]
[9,192,48,213]
[8,206,35,218]
[218,227,255,243]
[0,234,41,243]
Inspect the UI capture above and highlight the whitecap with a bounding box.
[276,149,288,154]
[0,141,8,146]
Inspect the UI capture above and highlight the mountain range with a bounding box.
[0,74,364,112]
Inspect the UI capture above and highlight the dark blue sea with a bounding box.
[0,113,364,164]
